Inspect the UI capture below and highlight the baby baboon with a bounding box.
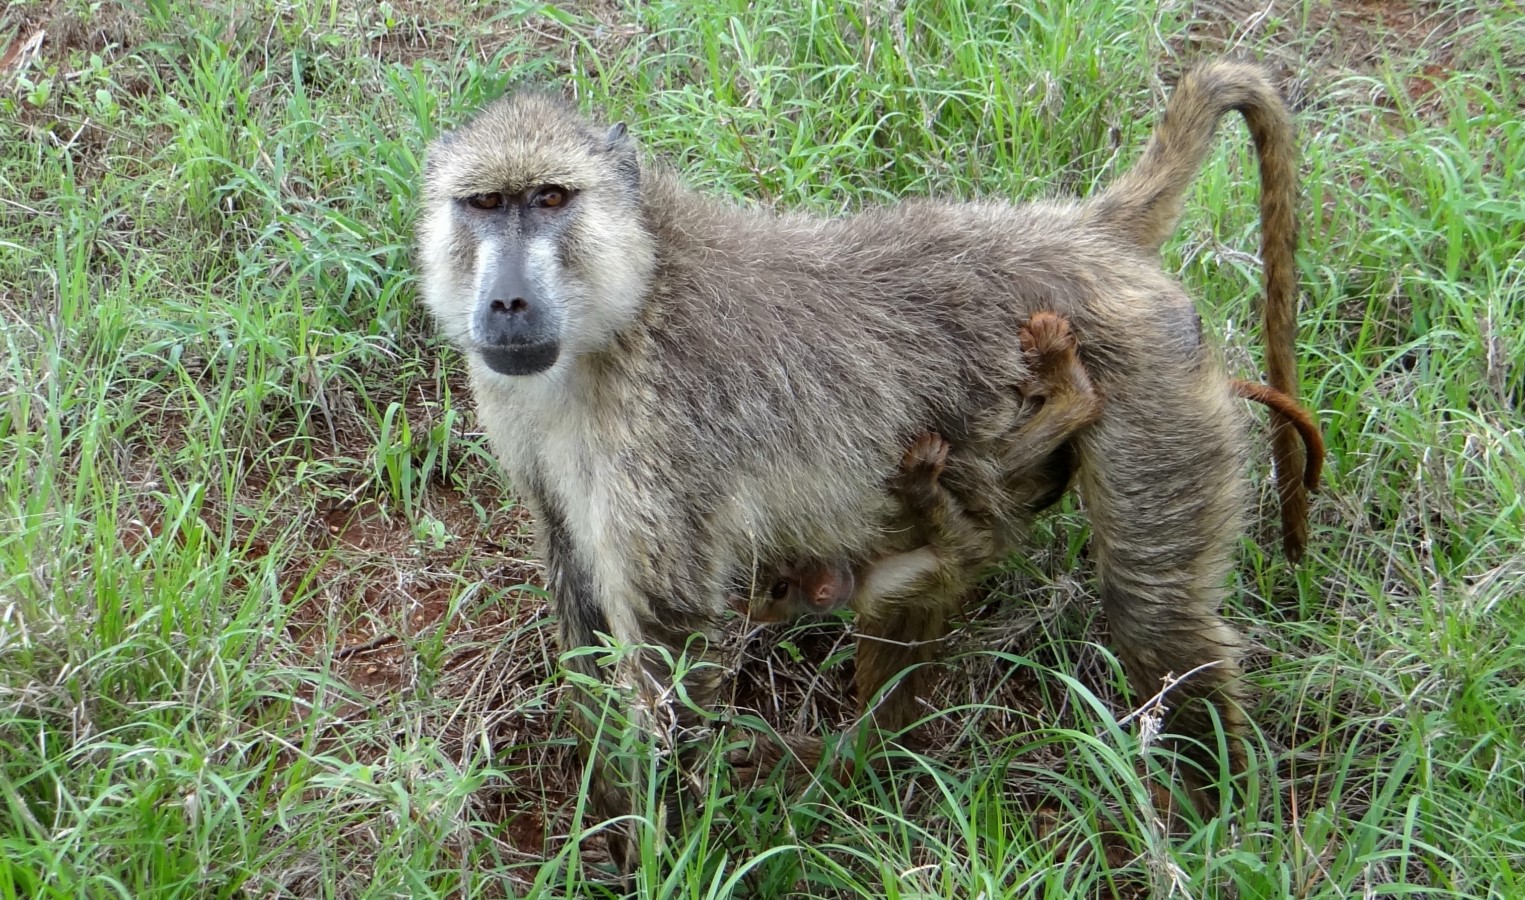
[744,339,1324,628]
[730,558,855,623]
[741,311,1102,625]
[737,433,965,624]
[416,60,1310,865]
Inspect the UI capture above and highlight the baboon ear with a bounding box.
[806,564,854,611]
[604,121,640,188]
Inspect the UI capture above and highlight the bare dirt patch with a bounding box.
[1181,0,1483,72]
[1175,0,1488,119]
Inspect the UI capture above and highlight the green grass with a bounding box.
[2,0,1522,896]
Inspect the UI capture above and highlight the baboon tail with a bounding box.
[1230,379,1323,494]
[1087,61,1295,256]
[1089,60,1310,561]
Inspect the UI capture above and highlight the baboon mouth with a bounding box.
[479,342,560,376]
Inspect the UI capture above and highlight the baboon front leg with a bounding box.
[854,435,977,743]
[544,512,724,874]
[542,532,643,874]
[1075,354,1251,805]
[888,432,995,567]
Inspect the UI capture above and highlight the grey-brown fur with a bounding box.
[741,310,1102,624]
[733,310,1108,785]
[415,60,1306,864]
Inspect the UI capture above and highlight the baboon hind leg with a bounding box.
[735,591,961,791]
[853,589,961,740]
[1075,351,1252,807]
[1003,310,1104,469]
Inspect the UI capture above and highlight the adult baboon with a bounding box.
[416,60,1311,865]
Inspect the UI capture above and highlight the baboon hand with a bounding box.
[900,431,951,480]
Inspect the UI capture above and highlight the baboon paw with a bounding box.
[1018,310,1074,358]
[1019,311,1086,398]
[901,431,950,476]
[727,733,827,790]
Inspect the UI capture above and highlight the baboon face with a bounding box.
[781,560,857,618]
[730,560,857,623]
[417,93,656,378]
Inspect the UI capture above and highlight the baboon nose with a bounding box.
[477,288,552,356]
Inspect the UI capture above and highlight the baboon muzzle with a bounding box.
[475,252,561,376]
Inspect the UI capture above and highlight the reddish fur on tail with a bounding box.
[1231,379,1324,493]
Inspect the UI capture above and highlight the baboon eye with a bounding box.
[530,186,569,209]
[769,580,790,600]
[466,193,504,210]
